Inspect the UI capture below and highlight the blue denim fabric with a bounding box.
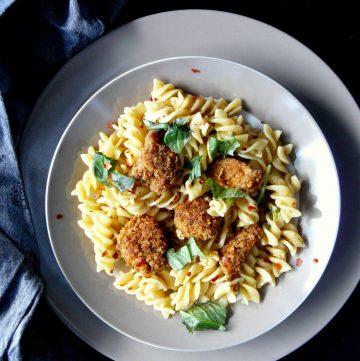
[0,1,126,359]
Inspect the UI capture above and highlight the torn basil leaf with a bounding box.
[180,302,227,333]
[111,170,135,193]
[166,238,205,270]
[185,155,202,181]
[217,137,241,156]
[164,121,191,153]
[257,164,272,205]
[166,247,191,270]
[143,119,169,130]
[207,136,240,159]
[187,237,205,258]
[206,178,247,200]
[93,152,117,185]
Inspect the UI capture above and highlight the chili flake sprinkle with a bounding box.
[313,258,319,263]
[113,253,119,260]
[187,272,192,277]
[296,258,303,267]
[106,121,114,129]
[191,68,201,73]
[275,263,282,271]
[263,258,271,264]
[56,214,63,220]
[211,275,220,283]
[101,250,108,257]
[248,205,257,211]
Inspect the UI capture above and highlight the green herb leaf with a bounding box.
[257,164,272,205]
[180,302,227,333]
[163,122,191,154]
[92,152,117,185]
[185,155,203,181]
[187,237,205,259]
[166,238,205,270]
[206,178,247,200]
[175,117,189,126]
[207,136,240,159]
[166,247,191,270]
[217,137,241,156]
[143,119,169,130]
[208,136,218,159]
[111,169,135,193]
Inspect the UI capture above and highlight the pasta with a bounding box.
[72,79,305,325]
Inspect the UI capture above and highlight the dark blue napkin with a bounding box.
[0,1,126,359]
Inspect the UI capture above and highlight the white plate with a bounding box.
[45,56,339,351]
[20,10,360,360]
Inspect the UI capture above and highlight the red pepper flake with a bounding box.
[263,258,271,264]
[194,95,201,100]
[136,258,146,267]
[313,258,319,263]
[101,250,108,257]
[248,205,256,211]
[191,68,201,73]
[296,258,303,267]
[275,263,282,271]
[110,269,114,274]
[232,285,239,292]
[106,121,114,129]
[211,275,220,283]
[56,214,63,220]
[113,253,119,260]
[187,272,192,277]
[125,162,131,169]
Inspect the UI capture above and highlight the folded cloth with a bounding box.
[0,1,126,359]
[0,95,43,360]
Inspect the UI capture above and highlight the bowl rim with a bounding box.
[45,55,341,351]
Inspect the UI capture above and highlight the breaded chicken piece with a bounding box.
[117,215,168,277]
[174,197,222,245]
[219,224,263,277]
[209,158,263,193]
[130,131,182,193]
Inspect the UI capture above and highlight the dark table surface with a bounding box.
[6,0,359,360]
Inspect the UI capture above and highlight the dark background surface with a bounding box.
[2,0,359,360]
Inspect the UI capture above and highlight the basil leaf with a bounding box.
[143,119,169,130]
[180,302,227,333]
[111,170,135,193]
[166,238,205,270]
[164,122,191,153]
[175,117,189,126]
[207,136,240,159]
[185,155,202,181]
[167,247,191,270]
[187,237,205,258]
[257,164,272,205]
[206,178,247,199]
[208,136,218,160]
[217,137,241,156]
[93,152,117,185]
